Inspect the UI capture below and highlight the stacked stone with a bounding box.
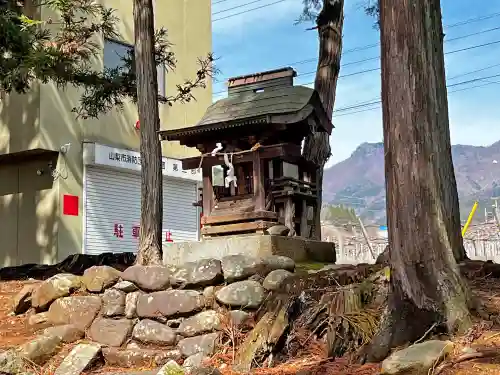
[11,254,295,374]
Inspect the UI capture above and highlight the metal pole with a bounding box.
[493,197,500,229]
[357,216,376,260]
[462,201,478,237]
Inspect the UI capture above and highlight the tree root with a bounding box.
[357,284,495,365]
[231,260,500,370]
[432,349,500,375]
[233,294,299,373]
[460,260,500,278]
[356,287,440,364]
[135,236,163,265]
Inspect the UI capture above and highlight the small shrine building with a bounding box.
[159,67,333,239]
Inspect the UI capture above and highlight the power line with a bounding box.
[332,106,379,118]
[212,0,352,21]
[449,79,500,93]
[446,12,500,28]
[213,0,268,15]
[331,74,500,118]
[335,100,381,114]
[213,0,232,5]
[446,38,500,55]
[213,9,500,74]
[331,80,500,119]
[213,37,500,95]
[213,0,288,22]
[446,25,500,43]
[211,55,500,117]
[293,37,500,81]
[334,74,500,117]
[268,31,500,82]
[333,61,500,113]
[448,73,500,87]
[285,22,500,68]
[447,62,500,81]
[212,2,500,25]
[270,40,500,87]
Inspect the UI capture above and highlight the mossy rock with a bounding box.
[295,261,333,272]
[158,360,185,375]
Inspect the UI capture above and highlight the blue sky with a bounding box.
[211,0,500,165]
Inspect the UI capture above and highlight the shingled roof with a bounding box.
[205,84,320,122]
[159,67,333,141]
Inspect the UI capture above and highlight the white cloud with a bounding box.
[212,0,303,36]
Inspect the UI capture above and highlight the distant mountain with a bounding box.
[323,141,500,224]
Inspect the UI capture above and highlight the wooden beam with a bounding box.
[272,191,317,201]
[272,176,317,188]
[202,210,277,225]
[181,143,302,170]
[201,220,276,236]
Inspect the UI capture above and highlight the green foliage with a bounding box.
[296,0,344,27]
[364,0,380,29]
[0,0,117,92]
[321,203,357,223]
[296,0,323,24]
[297,0,379,28]
[0,0,214,118]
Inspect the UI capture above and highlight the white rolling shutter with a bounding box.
[84,166,198,255]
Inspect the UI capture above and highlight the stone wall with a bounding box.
[10,254,297,374]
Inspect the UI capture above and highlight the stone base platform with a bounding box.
[162,234,336,266]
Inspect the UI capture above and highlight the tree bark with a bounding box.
[359,0,472,362]
[133,0,163,265]
[302,0,344,240]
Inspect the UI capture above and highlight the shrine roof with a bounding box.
[159,85,333,141]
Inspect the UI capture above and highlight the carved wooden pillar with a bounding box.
[300,200,309,238]
[236,165,247,195]
[252,151,265,211]
[202,165,214,218]
[284,197,296,236]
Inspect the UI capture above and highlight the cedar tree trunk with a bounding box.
[302,0,344,240]
[359,0,472,362]
[133,0,163,265]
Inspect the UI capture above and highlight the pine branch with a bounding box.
[0,0,216,119]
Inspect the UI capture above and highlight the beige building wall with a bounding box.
[0,0,211,266]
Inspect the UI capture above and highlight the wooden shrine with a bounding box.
[159,67,333,239]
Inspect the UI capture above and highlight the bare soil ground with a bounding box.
[1,277,500,375]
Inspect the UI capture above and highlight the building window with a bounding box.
[104,39,166,98]
[157,63,166,97]
[103,39,131,72]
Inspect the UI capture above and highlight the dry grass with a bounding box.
[0,280,39,349]
[209,350,381,375]
[207,316,381,375]
[0,280,152,375]
[216,307,255,362]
